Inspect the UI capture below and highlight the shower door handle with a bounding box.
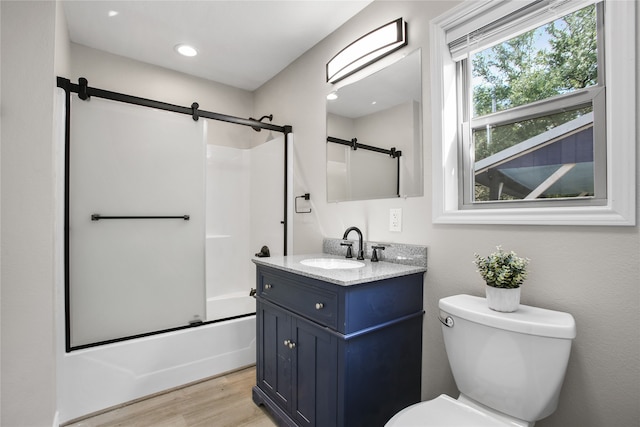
[91,214,190,221]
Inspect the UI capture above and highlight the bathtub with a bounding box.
[58,315,256,423]
[207,291,256,321]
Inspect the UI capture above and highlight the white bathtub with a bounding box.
[207,291,256,321]
[58,315,256,424]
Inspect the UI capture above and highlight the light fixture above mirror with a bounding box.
[326,18,407,84]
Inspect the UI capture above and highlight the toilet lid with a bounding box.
[385,395,514,427]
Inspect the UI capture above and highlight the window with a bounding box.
[430,0,636,225]
[462,3,604,206]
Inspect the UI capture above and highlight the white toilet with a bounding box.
[386,294,576,427]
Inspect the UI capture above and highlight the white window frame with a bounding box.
[430,0,636,226]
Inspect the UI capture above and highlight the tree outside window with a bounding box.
[467,5,600,202]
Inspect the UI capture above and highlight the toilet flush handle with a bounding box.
[438,312,454,328]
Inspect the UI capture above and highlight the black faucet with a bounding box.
[342,226,364,260]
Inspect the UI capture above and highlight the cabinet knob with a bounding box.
[288,341,296,349]
[283,339,290,346]
[265,284,272,289]
[315,302,324,310]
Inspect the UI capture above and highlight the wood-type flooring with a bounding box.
[63,366,277,427]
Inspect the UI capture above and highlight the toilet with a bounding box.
[386,294,576,427]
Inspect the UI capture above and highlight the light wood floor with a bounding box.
[63,366,277,427]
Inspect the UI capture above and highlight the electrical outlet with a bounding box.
[389,208,402,232]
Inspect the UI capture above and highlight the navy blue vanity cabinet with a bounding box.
[256,299,339,426]
[252,264,424,427]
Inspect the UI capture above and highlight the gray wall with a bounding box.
[1,1,60,425]
[254,1,640,426]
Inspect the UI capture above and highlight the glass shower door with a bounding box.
[67,96,206,348]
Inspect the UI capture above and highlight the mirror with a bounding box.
[326,49,423,202]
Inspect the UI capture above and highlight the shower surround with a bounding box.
[56,85,287,422]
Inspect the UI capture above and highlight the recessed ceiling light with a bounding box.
[326,92,338,101]
[108,10,119,17]
[175,44,198,57]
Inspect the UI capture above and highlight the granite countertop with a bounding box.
[252,253,426,286]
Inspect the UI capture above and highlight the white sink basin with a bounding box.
[300,258,365,270]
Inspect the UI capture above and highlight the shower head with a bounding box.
[249,114,273,132]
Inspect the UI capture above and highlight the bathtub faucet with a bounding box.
[342,226,364,260]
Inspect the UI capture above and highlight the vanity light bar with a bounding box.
[326,17,407,84]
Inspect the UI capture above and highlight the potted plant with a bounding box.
[473,246,529,312]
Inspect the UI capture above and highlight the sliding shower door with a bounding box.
[68,96,206,348]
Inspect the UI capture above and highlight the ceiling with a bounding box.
[62,1,373,91]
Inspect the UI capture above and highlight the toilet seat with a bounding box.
[385,395,515,427]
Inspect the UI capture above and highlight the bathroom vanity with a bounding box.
[252,252,426,427]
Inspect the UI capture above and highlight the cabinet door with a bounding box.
[257,302,292,412]
[291,316,338,427]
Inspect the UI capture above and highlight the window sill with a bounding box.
[433,205,635,226]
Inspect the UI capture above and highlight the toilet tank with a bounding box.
[439,295,576,423]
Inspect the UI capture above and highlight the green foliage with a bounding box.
[474,246,529,289]
[546,7,598,91]
[472,5,597,162]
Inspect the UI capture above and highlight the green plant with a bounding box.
[473,246,529,289]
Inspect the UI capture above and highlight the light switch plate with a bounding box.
[389,208,402,232]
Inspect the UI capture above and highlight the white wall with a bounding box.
[1,1,59,425]
[254,1,640,426]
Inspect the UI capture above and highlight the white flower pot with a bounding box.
[485,285,521,312]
